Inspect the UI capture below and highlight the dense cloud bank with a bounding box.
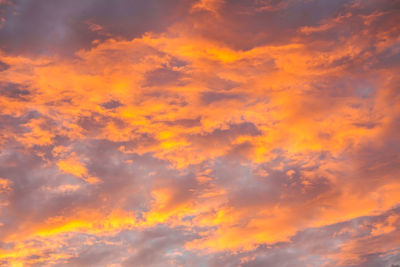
[0,0,400,266]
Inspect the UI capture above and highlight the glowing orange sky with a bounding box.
[0,0,400,266]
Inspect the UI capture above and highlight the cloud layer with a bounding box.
[0,0,400,266]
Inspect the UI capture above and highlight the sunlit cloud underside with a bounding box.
[0,0,400,266]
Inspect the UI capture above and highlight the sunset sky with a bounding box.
[0,0,400,266]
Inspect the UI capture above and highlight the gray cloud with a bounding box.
[0,0,192,55]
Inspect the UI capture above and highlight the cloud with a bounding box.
[0,82,31,101]
[0,0,399,265]
[0,0,192,55]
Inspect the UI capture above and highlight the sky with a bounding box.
[0,0,400,266]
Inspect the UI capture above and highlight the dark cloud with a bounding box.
[0,111,40,140]
[0,0,192,55]
[0,61,10,71]
[65,244,120,267]
[190,122,261,148]
[188,0,350,50]
[121,226,198,267]
[0,82,31,101]
[188,0,400,52]
[206,76,239,91]
[200,91,244,104]
[101,99,122,109]
[77,112,125,135]
[144,67,185,87]
[159,117,202,128]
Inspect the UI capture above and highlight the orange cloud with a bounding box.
[0,0,400,266]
